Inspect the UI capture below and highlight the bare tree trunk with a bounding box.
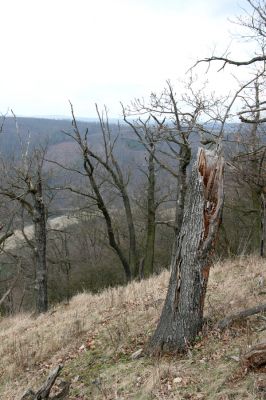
[33,174,48,313]
[62,232,71,303]
[95,105,138,276]
[147,148,224,354]
[175,144,191,235]
[170,143,192,264]
[144,149,156,276]
[122,191,138,276]
[261,192,266,257]
[67,108,133,282]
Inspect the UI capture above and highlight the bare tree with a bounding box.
[227,78,266,255]
[0,121,50,313]
[52,104,134,281]
[193,0,266,119]
[143,0,266,355]
[129,74,252,353]
[121,113,163,276]
[193,0,266,71]
[193,0,266,256]
[123,78,222,275]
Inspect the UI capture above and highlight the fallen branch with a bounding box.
[216,303,266,330]
[20,365,69,400]
[241,341,266,370]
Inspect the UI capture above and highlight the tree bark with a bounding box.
[146,148,224,354]
[121,191,138,277]
[175,143,191,236]
[33,174,48,314]
[144,148,156,276]
[261,192,266,257]
[170,143,192,264]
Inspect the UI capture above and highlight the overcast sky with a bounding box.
[0,0,253,118]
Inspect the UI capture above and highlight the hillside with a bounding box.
[0,256,265,399]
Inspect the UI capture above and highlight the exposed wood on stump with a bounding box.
[241,342,266,369]
[217,303,266,330]
[146,148,224,355]
[20,365,69,400]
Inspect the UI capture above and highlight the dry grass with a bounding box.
[0,255,265,399]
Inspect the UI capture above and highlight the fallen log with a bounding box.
[20,365,69,400]
[241,341,266,369]
[216,303,266,330]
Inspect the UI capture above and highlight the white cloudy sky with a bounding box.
[0,0,254,118]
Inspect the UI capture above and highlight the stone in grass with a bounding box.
[131,348,144,360]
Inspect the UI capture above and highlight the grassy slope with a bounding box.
[0,256,265,399]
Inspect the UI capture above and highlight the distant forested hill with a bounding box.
[0,116,249,160]
[0,117,107,155]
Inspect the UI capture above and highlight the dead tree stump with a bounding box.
[147,148,224,355]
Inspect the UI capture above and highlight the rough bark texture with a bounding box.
[33,174,48,314]
[147,148,224,354]
[170,143,192,265]
[175,144,191,236]
[144,148,156,276]
[122,191,138,277]
[261,192,266,257]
